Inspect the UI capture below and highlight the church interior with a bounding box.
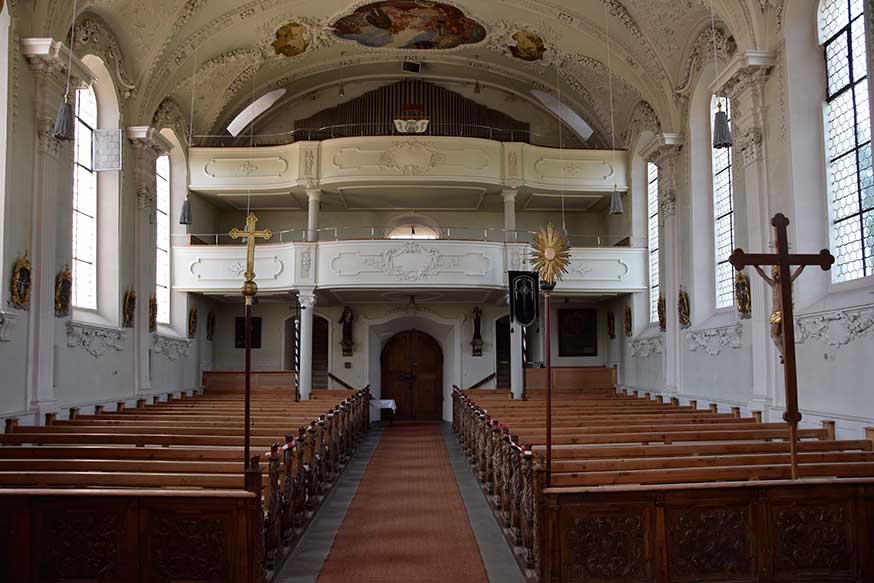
[1,0,874,581]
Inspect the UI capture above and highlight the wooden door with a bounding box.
[495,315,511,389]
[380,330,444,420]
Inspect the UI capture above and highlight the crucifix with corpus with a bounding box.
[229,213,272,481]
[728,213,834,480]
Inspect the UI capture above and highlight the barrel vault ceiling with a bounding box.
[23,0,778,146]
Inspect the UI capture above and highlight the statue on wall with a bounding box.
[148,296,157,332]
[55,265,72,318]
[10,254,32,310]
[471,306,483,357]
[678,288,691,329]
[188,307,198,339]
[122,290,136,328]
[624,304,633,337]
[340,306,355,356]
[735,271,752,319]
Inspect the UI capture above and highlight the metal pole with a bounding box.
[244,302,252,471]
[544,291,552,487]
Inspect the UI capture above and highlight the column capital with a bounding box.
[501,188,518,202]
[736,126,765,167]
[641,134,684,220]
[305,188,322,201]
[298,291,317,308]
[710,51,775,102]
[127,126,174,157]
[21,38,96,89]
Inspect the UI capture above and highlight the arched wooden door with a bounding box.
[380,330,443,421]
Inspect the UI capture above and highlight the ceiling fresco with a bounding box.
[331,1,487,50]
[35,0,770,140]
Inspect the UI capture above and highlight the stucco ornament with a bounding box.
[66,322,127,358]
[378,141,446,175]
[795,306,874,348]
[687,324,744,357]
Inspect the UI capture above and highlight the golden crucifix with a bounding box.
[229,213,272,305]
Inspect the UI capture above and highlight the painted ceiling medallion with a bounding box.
[332,1,486,50]
[272,22,311,57]
[530,224,570,286]
[509,30,546,62]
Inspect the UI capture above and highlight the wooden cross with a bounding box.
[729,213,835,479]
[229,213,273,289]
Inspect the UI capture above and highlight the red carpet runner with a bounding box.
[317,423,490,583]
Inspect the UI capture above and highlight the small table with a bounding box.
[369,399,398,424]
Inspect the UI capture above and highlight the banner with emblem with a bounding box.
[509,271,539,327]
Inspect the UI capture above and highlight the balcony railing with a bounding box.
[172,228,645,248]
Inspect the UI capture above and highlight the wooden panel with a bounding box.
[525,367,616,391]
[203,371,296,392]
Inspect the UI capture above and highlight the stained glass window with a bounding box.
[648,162,660,323]
[155,155,170,324]
[821,0,873,282]
[712,96,736,308]
[73,86,98,310]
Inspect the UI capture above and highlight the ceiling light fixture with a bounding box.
[180,46,199,226]
[474,80,481,94]
[710,0,732,149]
[604,2,624,215]
[339,82,345,97]
[53,0,79,141]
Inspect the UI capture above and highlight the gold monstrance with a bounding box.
[229,213,272,480]
[529,223,570,484]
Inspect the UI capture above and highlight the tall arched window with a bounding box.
[647,162,660,322]
[820,0,872,282]
[711,96,736,308]
[155,154,171,324]
[72,85,98,310]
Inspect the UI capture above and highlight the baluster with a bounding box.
[510,441,523,544]
[520,451,536,569]
[264,444,282,570]
[282,434,296,540]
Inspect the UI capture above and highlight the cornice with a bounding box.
[126,126,176,155]
[20,38,97,87]
[709,50,776,96]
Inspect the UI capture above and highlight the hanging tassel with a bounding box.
[179,196,193,225]
[609,187,624,215]
[53,97,75,141]
[713,99,732,149]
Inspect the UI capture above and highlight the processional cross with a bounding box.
[728,213,834,479]
[228,213,272,479]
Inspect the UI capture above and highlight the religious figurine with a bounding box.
[624,303,633,337]
[735,271,752,319]
[471,306,483,357]
[10,254,32,310]
[340,306,355,356]
[55,265,72,318]
[657,295,666,332]
[148,296,157,332]
[752,264,806,361]
[122,290,136,328]
[207,311,216,342]
[678,288,691,329]
[188,307,198,339]
[607,311,615,340]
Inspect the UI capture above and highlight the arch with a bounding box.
[386,213,442,240]
[157,128,187,334]
[71,55,121,325]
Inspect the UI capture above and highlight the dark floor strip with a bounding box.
[442,423,527,583]
[274,425,384,583]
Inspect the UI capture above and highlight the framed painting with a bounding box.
[235,317,263,349]
[558,309,597,357]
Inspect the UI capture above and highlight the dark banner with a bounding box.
[509,271,539,327]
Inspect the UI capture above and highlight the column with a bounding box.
[502,189,517,241]
[715,54,776,415]
[306,188,321,242]
[646,138,684,395]
[21,39,95,415]
[127,127,174,393]
[298,291,316,400]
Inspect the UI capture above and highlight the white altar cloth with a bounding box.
[369,399,398,413]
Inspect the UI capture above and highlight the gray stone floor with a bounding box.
[273,426,384,583]
[274,422,526,583]
[441,423,527,583]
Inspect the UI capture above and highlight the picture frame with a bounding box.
[55,265,72,318]
[10,254,32,310]
[235,316,262,349]
[557,309,597,357]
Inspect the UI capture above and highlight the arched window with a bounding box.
[711,96,736,308]
[820,0,872,282]
[647,162,660,322]
[155,154,171,324]
[72,85,98,310]
[386,214,441,240]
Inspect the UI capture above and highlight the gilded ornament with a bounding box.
[207,311,216,342]
[735,271,751,319]
[55,265,73,318]
[10,254,33,310]
[678,288,691,329]
[122,290,136,328]
[509,30,546,61]
[272,22,311,57]
[607,311,616,340]
[657,295,666,332]
[188,306,199,339]
[148,296,158,333]
[624,303,633,337]
[530,224,570,287]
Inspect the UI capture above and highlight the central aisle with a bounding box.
[316,423,490,583]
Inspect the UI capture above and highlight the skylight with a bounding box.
[226,88,287,137]
[531,89,594,142]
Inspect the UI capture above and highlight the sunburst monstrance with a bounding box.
[530,224,570,286]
